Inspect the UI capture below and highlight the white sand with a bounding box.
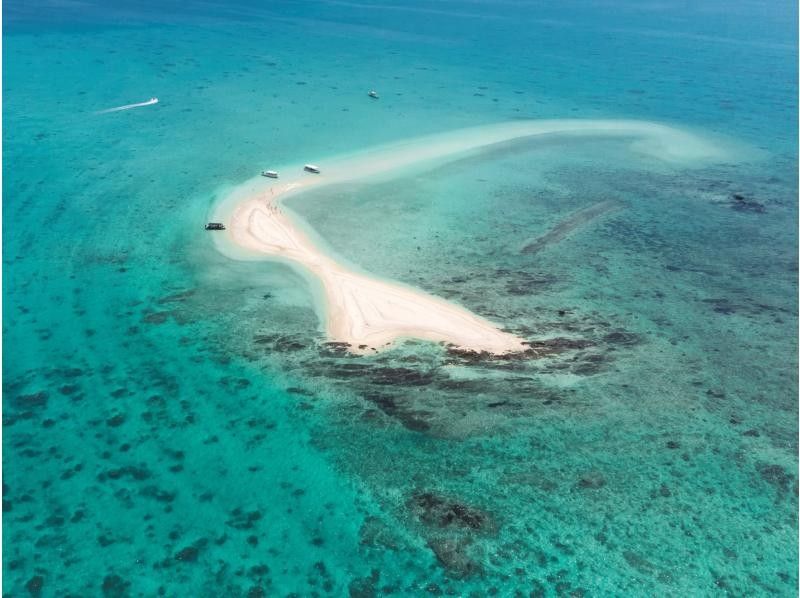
[213,119,732,354]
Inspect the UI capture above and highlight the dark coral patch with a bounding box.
[756,463,794,495]
[14,391,49,409]
[427,537,482,579]
[576,472,606,490]
[175,546,199,562]
[409,492,495,533]
[602,331,640,345]
[26,575,44,596]
[106,414,126,427]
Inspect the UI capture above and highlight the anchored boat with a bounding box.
[368,90,379,99]
[261,170,279,178]
[304,164,321,174]
[205,222,225,231]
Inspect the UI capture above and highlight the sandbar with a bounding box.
[212,119,732,354]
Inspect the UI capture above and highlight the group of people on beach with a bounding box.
[263,191,282,216]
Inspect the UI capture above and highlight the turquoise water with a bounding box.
[4,1,797,596]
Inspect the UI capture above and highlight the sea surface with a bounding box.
[3,1,798,596]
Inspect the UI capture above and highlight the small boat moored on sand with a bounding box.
[205,222,226,231]
[368,90,379,99]
[261,170,279,178]
[304,164,321,174]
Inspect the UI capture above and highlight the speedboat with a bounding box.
[261,170,279,178]
[368,90,379,99]
[304,164,321,174]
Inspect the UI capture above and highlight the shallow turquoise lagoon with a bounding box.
[4,1,797,596]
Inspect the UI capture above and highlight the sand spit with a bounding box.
[212,119,733,354]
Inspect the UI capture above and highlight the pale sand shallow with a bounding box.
[212,119,735,354]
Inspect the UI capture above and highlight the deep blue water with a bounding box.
[4,1,797,596]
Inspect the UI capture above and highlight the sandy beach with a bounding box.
[213,119,731,354]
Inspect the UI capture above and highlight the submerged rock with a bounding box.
[175,545,199,562]
[226,508,262,530]
[157,289,195,304]
[444,348,495,363]
[142,311,171,325]
[359,517,399,550]
[369,367,436,386]
[362,392,431,433]
[106,414,126,427]
[26,575,44,596]
[139,485,177,503]
[622,550,657,576]
[253,333,309,352]
[100,465,152,482]
[312,362,371,380]
[524,337,594,354]
[703,298,736,315]
[756,463,794,494]
[409,492,496,533]
[319,341,353,357]
[730,192,766,213]
[576,472,606,490]
[427,537,482,579]
[602,331,640,346]
[14,391,49,410]
[101,574,130,596]
[444,346,540,366]
[348,569,380,598]
[571,361,604,376]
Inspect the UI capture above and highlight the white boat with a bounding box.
[304,164,321,174]
[368,90,379,99]
[261,170,279,178]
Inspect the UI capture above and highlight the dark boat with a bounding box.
[205,222,225,230]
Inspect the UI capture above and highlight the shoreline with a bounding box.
[224,180,528,354]
[211,119,736,354]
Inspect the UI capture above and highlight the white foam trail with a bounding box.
[96,97,159,114]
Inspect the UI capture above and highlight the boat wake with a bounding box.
[96,97,159,114]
